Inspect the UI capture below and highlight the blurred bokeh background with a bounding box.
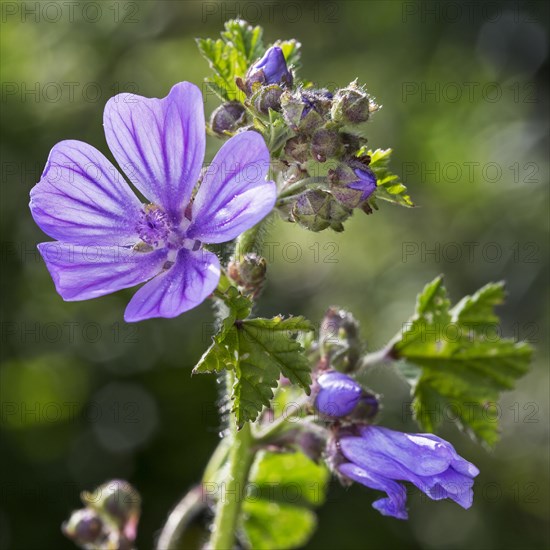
[1,1,548,548]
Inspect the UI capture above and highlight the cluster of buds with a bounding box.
[62,480,141,550]
[280,80,379,231]
[208,43,380,233]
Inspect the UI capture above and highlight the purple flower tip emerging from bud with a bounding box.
[315,371,375,418]
[348,168,377,201]
[249,46,293,88]
[335,425,480,520]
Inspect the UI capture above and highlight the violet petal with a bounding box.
[30,140,142,246]
[104,81,205,223]
[187,131,276,244]
[124,248,220,322]
[339,463,408,520]
[37,242,167,301]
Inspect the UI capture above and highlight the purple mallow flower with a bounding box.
[347,168,376,201]
[246,46,293,90]
[30,82,276,322]
[333,425,479,519]
[315,371,377,418]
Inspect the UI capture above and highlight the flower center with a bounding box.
[135,204,201,253]
[136,204,172,247]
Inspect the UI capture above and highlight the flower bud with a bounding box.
[341,132,362,155]
[320,307,361,371]
[245,46,293,94]
[210,101,246,135]
[280,91,305,129]
[330,185,365,209]
[284,135,310,163]
[252,84,284,114]
[314,371,379,419]
[310,127,343,162]
[299,108,325,136]
[228,253,267,296]
[331,83,371,124]
[300,89,333,118]
[280,90,326,134]
[291,190,350,232]
[62,508,105,546]
[82,479,141,540]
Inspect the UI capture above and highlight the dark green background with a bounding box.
[1,1,548,549]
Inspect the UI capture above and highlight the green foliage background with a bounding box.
[0,1,548,549]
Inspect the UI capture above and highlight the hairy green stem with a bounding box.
[208,371,255,550]
[207,224,270,549]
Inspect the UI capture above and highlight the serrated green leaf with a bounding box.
[193,285,251,375]
[221,19,265,64]
[196,37,245,102]
[196,19,265,102]
[365,148,413,207]
[450,281,505,334]
[241,451,328,549]
[233,316,314,427]
[194,325,238,374]
[217,285,253,321]
[397,275,451,355]
[393,277,533,446]
[194,302,314,426]
[241,317,314,388]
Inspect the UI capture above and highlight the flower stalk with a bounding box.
[208,374,255,549]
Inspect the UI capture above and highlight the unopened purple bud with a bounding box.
[246,46,293,93]
[315,371,364,417]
